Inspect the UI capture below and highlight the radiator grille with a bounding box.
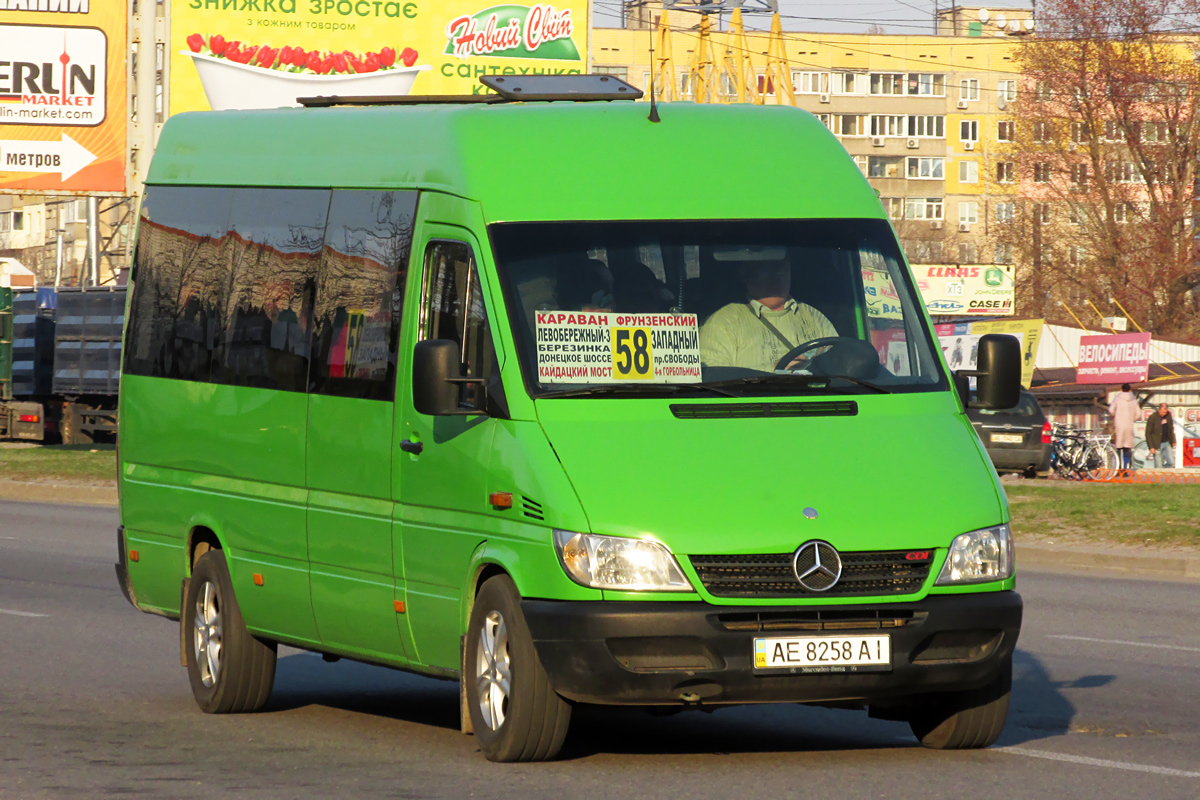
[688,550,931,598]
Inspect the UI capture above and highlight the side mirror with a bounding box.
[959,333,1021,410]
[412,339,486,416]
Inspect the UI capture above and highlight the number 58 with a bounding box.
[613,328,651,378]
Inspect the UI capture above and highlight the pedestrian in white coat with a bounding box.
[1108,383,1140,471]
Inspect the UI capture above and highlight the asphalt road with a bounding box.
[1,500,1197,799]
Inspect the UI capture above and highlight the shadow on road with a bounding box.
[261,646,1100,759]
[1002,648,1114,745]
[266,652,461,732]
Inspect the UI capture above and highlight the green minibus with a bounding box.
[116,76,1022,762]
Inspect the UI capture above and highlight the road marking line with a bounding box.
[1048,634,1200,653]
[0,608,48,618]
[996,746,1200,778]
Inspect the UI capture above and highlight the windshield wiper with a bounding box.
[541,383,741,399]
[706,374,892,395]
[817,374,893,394]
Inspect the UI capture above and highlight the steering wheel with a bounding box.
[774,336,881,379]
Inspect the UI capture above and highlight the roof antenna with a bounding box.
[648,12,661,123]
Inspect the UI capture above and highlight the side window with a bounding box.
[211,188,329,392]
[125,186,232,382]
[421,241,494,407]
[310,190,417,400]
[860,249,914,377]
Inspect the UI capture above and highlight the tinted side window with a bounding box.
[421,241,494,407]
[310,190,417,400]
[125,186,232,381]
[211,188,329,392]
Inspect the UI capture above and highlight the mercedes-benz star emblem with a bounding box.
[792,540,843,592]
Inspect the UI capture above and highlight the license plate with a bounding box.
[991,433,1023,444]
[753,635,891,673]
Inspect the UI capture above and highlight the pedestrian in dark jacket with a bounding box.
[1145,403,1177,469]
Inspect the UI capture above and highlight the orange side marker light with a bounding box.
[129,550,139,562]
[489,492,513,510]
[253,573,264,586]
[394,600,406,613]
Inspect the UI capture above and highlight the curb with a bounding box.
[1020,545,1200,581]
[0,480,118,507]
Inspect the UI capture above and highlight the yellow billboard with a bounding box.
[0,0,127,194]
[936,318,1043,388]
[169,0,588,113]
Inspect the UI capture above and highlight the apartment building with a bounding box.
[0,195,131,287]
[592,5,1032,270]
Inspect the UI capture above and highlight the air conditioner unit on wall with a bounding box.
[906,138,919,149]
[930,220,944,229]
[871,136,886,147]
[963,141,975,150]
[997,98,1008,111]
[958,222,971,232]
[819,93,831,103]
[956,99,969,109]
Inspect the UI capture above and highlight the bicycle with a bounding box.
[1049,423,1120,480]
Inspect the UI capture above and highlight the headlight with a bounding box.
[553,530,693,592]
[935,524,1014,585]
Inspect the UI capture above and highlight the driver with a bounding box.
[699,257,837,371]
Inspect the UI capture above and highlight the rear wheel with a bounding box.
[908,656,1011,749]
[184,549,277,713]
[466,575,571,762]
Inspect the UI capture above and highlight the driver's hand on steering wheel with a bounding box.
[781,354,810,370]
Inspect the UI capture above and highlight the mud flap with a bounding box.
[460,633,473,735]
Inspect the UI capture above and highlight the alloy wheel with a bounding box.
[193,580,223,687]
[475,610,511,731]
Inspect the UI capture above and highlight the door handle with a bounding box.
[400,439,424,455]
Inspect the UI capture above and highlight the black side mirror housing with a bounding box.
[412,339,486,416]
[957,333,1022,410]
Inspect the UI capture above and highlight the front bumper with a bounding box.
[523,590,1021,706]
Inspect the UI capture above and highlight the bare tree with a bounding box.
[1004,0,1200,336]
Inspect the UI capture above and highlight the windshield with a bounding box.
[490,219,946,397]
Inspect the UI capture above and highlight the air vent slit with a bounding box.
[670,401,858,420]
[521,496,545,521]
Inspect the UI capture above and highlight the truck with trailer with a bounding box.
[0,286,124,443]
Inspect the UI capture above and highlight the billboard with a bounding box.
[936,318,1043,388]
[168,0,588,113]
[914,264,1015,317]
[0,1,127,194]
[1077,332,1151,385]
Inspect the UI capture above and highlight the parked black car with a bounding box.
[967,390,1052,478]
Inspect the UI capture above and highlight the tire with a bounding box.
[908,656,1012,749]
[466,575,571,762]
[184,549,277,714]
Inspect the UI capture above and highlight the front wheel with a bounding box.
[466,575,571,762]
[908,656,1012,749]
[185,550,277,714]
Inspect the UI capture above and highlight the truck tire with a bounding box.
[908,656,1011,749]
[184,549,277,714]
[466,574,571,762]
